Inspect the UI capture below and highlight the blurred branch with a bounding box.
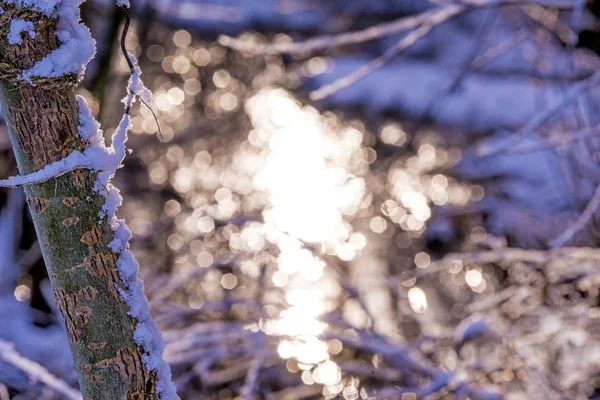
[477,70,600,156]
[521,3,575,44]
[241,349,266,399]
[471,28,528,70]
[421,9,498,122]
[221,0,576,55]
[222,0,580,101]
[549,184,600,248]
[220,4,464,55]
[0,340,81,400]
[87,3,123,117]
[309,6,465,100]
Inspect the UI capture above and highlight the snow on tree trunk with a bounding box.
[0,1,177,399]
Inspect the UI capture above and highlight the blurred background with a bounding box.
[3,0,600,399]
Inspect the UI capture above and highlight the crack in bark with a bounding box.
[53,286,99,344]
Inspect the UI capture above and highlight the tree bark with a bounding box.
[0,3,163,399]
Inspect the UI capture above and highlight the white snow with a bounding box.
[7,18,35,45]
[0,147,102,188]
[7,0,96,84]
[20,23,95,82]
[4,0,61,16]
[99,51,177,399]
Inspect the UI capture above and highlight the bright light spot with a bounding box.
[196,251,213,267]
[172,55,190,74]
[150,166,168,184]
[349,233,367,250]
[167,233,184,250]
[369,216,387,233]
[188,295,204,309]
[198,216,215,233]
[246,88,364,375]
[213,69,231,88]
[294,337,329,365]
[219,92,239,111]
[305,57,329,76]
[193,48,211,66]
[380,123,407,146]
[164,199,181,217]
[431,174,448,189]
[302,370,315,385]
[408,287,428,313]
[278,340,296,359]
[173,30,192,48]
[248,88,365,244]
[167,87,185,105]
[418,144,436,163]
[414,252,431,268]
[327,339,343,354]
[272,270,289,287]
[184,78,201,96]
[215,187,232,203]
[221,273,238,289]
[313,361,341,385]
[337,243,356,261]
[465,269,483,288]
[14,285,30,302]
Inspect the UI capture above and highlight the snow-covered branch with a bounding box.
[0,340,81,400]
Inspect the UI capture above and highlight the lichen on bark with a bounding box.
[0,2,167,398]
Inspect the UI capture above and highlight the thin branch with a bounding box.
[120,6,163,139]
[309,6,464,100]
[549,184,600,248]
[220,5,463,55]
[0,339,81,400]
[220,0,576,55]
[505,123,600,154]
[477,70,600,156]
[240,350,266,399]
[521,3,574,44]
[471,28,528,70]
[420,9,498,122]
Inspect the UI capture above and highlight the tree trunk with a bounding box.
[0,3,170,399]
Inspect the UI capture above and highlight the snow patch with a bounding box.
[10,0,96,83]
[7,18,34,45]
[97,53,178,399]
[4,0,61,16]
[19,23,95,82]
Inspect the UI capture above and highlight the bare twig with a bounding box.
[120,6,163,139]
[221,0,576,55]
[220,5,463,55]
[477,70,600,156]
[309,6,464,100]
[421,9,498,121]
[504,123,600,154]
[241,350,266,399]
[471,28,528,70]
[0,340,81,400]
[549,184,600,248]
[521,3,575,44]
